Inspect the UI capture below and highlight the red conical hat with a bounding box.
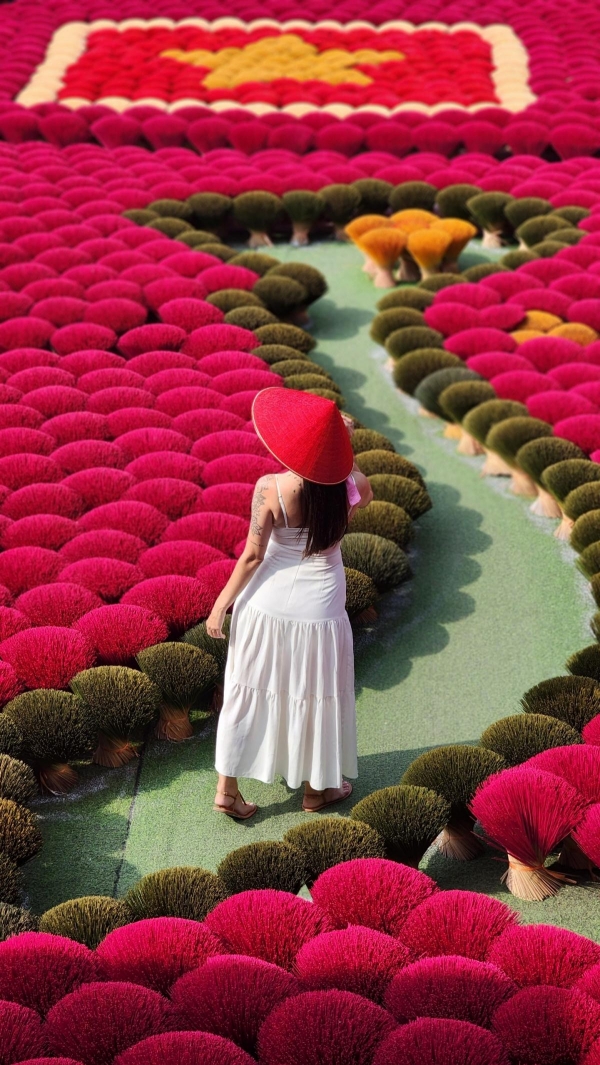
[252,387,354,484]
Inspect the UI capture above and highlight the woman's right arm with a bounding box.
[205,474,275,638]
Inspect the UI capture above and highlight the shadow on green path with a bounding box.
[24,242,598,938]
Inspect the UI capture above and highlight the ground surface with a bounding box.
[24,242,600,938]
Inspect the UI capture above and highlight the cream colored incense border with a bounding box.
[17,17,536,116]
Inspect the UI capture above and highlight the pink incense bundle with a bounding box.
[205,890,334,970]
[309,858,436,936]
[13,1059,85,1065]
[582,1040,600,1064]
[374,1018,510,1065]
[436,283,500,310]
[45,981,172,1063]
[488,923,600,988]
[583,715,600,746]
[578,961,600,1004]
[398,890,516,961]
[0,931,97,1015]
[526,745,600,802]
[492,985,600,1065]
[0,1001,45,1064]
[573,804,600,868]
[114,1031,255,1065]
[258,990,397,1065]
[169,956,299,1056]
[384,955,516,1027]
[469,766,588,901]
[294,926,410,1003]
[525,745,600,867]
[95,917,223,995]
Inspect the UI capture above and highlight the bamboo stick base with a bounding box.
[290,224,311,247]
[38,762,78,795]
[510,469,538,497]
[558,835,596,871]
[333,226,350,242]
[248,232,273,248]
[504,854,568,901]
[444,423,463,439]
[457,431,484,456]
[530,488,562,518]
[435,819,485,861]
[155,706,193,742]
[481,230,503,249]
[352,605,378,624]
[554,514,574,540]
[93,734,138,768]
[481,450,512,476]
[373,267,396,288]
[398,256,421,283]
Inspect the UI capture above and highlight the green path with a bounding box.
[25,244,599,938]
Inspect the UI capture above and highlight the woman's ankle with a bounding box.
[217,775,238,796]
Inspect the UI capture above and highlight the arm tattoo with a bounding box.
[250,475,272,537]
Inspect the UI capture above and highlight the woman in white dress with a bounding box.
[206,387,373,820]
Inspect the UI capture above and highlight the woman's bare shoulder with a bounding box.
[253,473,277,498]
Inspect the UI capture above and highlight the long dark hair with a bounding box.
[300,479,349,557]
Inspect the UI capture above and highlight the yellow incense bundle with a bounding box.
[431,218,478,270]
[549,322,599,345]
[345,214,392,277]
[522,310,564,333]
[510,329,545,344]
[345,214,391,242]
[406,229,452,279]
[390,208,436,233]
[357,227,407,288]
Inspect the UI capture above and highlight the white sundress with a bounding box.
[214,475,358,791]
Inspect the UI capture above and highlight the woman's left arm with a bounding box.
[351,466,373,510]
[341,413,373,518]
[205,475,275,638]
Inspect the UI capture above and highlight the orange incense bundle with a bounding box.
[390,209,437,233]
[356,227,407,288]
[345,214,391,241]
[510,329,545,344]
[549,322,599,345]
[406,229,453,280]
[431,218,478,272]
[391,211,437,281]
[346,215,393,277]
[522,310,564,333]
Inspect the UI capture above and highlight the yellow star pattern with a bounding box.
[162,34,404,87]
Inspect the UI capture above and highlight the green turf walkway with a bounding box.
[24,243,599,938]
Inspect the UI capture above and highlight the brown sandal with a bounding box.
[302,781,353,813]
[213,789,258,821]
